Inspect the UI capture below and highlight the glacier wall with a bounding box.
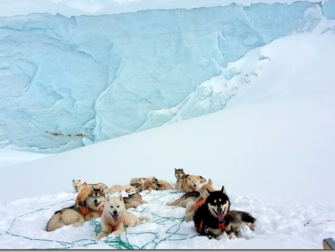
[0,1,333,153]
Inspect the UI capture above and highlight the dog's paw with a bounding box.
[203,225,209,235]
[229,232,237,240]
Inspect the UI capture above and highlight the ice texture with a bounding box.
[0,1,330,153]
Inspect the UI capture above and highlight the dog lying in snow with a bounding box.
[167,178,215,209]
[174,168,206,192]
[96,193,150,239]
[157,180,174,190]
[46,186,105,232]
[192,186,256,239]
[129,177,146,192]
[143,177,159,193]
[109,185,139,194]
[123,191,149,209]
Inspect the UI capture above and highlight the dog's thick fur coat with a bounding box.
[97,193,150,239]
[123,191,149,209]
[46,186,106,232]
[193,187,256,239]
[157,180,174,191]
[144,177,158,193]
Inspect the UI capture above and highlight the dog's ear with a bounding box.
[208,179,212,185]
[175,168,176,171]
[181,168,184,171]
[206,188,212,195]
[79,179,81,182]
[73,179,74,182]
[221,186,227,195]
[119,193,123,202]
[106,195,110,202]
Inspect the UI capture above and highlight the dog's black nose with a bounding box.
[94,199,98,203]
[113,210,118,215]
[217,207,222,213]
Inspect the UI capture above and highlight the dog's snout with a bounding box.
[94,199,98,203]
[113,210,118,215]
[217,207,222,213]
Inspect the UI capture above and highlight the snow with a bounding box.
[0,149,49,169]
[0,26,335,248]
[1,1,332,153]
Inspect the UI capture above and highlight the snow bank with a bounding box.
[0,1,331,153]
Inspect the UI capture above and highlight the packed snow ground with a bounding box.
[0,149,49,169]
[0,26,335,249]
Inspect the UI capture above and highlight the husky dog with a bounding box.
[144,177,159,193]
[123,191,149,209]
[174,168,206,192]
[96,193,151,239]
[192,186,256,239]
[167,178,215,209]
[177,175,201,193]
[109,185,138,194]
[130,177,146,192]
[75,182,108,206]
[157,180,174,191]
[46,186,106,232]
[72,179,82,192]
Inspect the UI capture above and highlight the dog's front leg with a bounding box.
[97,219,113,240]
[112,222,125,235]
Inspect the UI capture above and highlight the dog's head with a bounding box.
[72,179,81,191]
[174,168,185,179]
[105,193,126,224]
[186,175,200,191]
[197,178,215,199]
[206,186,230,224]
[86,186,106,211]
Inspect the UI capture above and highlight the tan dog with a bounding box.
[157,180,174,191]
[47,186,106,232]
[177,175,201,193]
[174,169,206,191]
[167,179,214,208]
[96,193,150,239]
[129,178,146,193]
[123,191,149,209]
[109,185,139,195]
[144,177,159,193]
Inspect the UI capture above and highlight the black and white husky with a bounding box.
[193,186,256,239]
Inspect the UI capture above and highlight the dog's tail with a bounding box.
[138,217,150,222]
[229,210,256,231]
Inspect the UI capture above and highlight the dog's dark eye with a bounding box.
[117,206,119,208]
[110,206,113,208]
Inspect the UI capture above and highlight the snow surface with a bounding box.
[0,28,335,249]
[0,149,49,169]
[1,1,333,153]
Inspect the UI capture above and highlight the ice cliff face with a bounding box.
[0,1,333,153]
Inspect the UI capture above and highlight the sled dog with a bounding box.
[177,175,201,193]
[130,177,146,192]
[123,191,149,209]
[144,177,159,193]
[167,178,215,209]
[157,180,174,191]
[109,185,139,194]
[174,169,206,191]
[192,186,256,239]
[72,179,82,192]
[96,193,150,239]
[46,186,106,232]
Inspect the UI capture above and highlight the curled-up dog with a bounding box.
[96,193,151,239]
[130,177,146,192]
[177,175,201,193]
[123,191,149,209]
[167,178,214,209]
[192,186,256,239]
[46,186,105,232]
[109,185,139,195]
[157,180,174,191]
[144,177,159,193]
